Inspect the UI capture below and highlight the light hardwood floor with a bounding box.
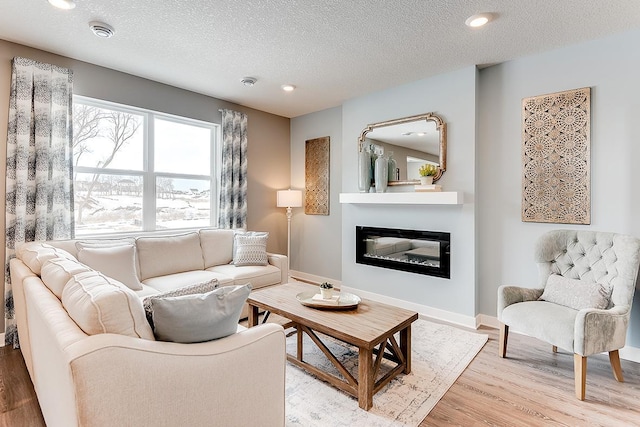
[1,324,639,426]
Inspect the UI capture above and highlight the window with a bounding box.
[72,96,219,236]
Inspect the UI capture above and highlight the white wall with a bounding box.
[290,106,342,280]
[477,28,640,346]
[341,66,477,317]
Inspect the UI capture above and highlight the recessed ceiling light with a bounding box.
[241,77,257,86]
[89,21,115,38]
[48,0,76,10]
[281,84,296,92]
[465,13,492,28]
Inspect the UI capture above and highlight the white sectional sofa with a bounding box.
[9,228,288,427]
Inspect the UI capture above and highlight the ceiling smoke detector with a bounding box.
[89,21,115,38]
[241,77,257,86]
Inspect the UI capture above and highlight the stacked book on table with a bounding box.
[312,293,341,304]
[414,184,442,192]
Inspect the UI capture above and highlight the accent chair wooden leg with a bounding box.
[609,350,624,382]
[574,354,587,401]
[498,323,508,358]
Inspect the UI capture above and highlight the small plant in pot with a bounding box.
[319,282,334,299]
[418,164,438,185]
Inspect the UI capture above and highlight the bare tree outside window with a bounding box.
[72,104,102,176]
[73,109,141,224]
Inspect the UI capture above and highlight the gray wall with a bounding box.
[340,66,477,317]
[0,40,291,306]
[290,106,342,279]
[477,28,640,346]
[290,28,640,348]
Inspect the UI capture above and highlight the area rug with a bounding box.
[284,319,488,426]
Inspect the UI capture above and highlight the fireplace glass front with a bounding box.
[356,226,450,279]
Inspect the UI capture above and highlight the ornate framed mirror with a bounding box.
[358,113,447,184]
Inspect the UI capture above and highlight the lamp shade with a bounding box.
[277,189,302,208]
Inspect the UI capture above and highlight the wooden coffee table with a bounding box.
[247,282,418,410]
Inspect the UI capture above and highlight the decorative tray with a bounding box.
[296,291,361,310]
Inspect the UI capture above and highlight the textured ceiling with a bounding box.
[1,1,640,118]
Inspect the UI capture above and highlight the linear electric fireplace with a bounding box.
[356,226,450,279]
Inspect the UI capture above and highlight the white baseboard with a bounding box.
[619,346,640,363]
[478,313,640,364]
[476,313,501,330]
[289,270,342,288]
[340,285,478,330]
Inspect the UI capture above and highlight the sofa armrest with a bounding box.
[65,324,286,427]
[574,305,630,357]
[267,252,288,283]
[497,285,543,319]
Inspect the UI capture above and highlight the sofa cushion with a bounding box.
[501,300,577,351]
[61,271,155,340]
[17,242,76,275]
[207,264,281,290]
[77,244,143,291]
[40,257,92,299]
[539,274,613,311]
[142,270,233,293]
[136,232,204,280]
[150,284,252,343]
[76,237,139,269]
[233,232,269,266]
[75,238,136,250]
[135,284,165,299]
[142,279,219,327]
[199,229,235,268]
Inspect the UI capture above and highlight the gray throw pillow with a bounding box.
[538,274,612,310]
[233,232,269,266]
[143,279,219,328]
[151,283,252,343]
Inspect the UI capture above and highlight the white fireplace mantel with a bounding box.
[339,191,463,205]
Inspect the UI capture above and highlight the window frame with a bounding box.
[73,95,220,237]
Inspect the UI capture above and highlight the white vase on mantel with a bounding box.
[419,176,433,185]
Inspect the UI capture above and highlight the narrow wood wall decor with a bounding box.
[522,87,591,224]
[305,137,330,215]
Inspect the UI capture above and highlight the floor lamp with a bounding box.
[277,189,303,272]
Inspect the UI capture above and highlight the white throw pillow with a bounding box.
[62,270,154,340]
[40,257,91,299]
[539,274,613,310]
[233,232,269,266]
[77,244,143,291]
[150,284,252,343]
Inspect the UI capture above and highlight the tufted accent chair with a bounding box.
[497,229,640,400]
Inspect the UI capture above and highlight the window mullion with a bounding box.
[143,112,155,231]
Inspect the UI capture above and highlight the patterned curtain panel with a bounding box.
[218,109,248,229]
[4,57,74,347]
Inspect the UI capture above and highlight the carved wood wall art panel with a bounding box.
[305,136,330,215]
[522,87,591,224]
